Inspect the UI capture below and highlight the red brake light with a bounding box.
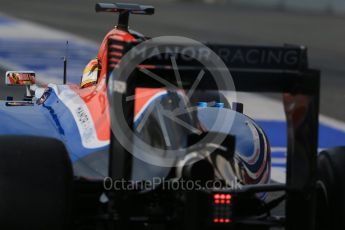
[212,193,232,224]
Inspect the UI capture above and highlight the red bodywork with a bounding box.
[70,28,140,143]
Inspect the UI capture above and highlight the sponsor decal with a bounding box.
[50,84,109,149]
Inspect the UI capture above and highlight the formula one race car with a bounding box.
[0,2,344,230]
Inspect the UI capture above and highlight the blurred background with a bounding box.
[0,0,344,121]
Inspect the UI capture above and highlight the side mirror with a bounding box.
[5,71,36,86]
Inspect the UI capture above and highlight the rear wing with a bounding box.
[107,38,320,230]
[107,39,317,93]
[204,43,308,70]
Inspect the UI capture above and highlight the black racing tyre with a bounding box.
[0,135,73,230]
[316,147,345,230]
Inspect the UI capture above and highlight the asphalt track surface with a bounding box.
[0,0,344,121]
